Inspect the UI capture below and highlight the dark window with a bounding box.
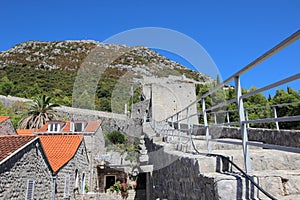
[26,179,35,200]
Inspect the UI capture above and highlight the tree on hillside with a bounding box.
[0,76,14,96]
[18,95,60,129]
[271,88,300,130]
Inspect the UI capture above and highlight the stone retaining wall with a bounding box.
[144,137,218,200]
[0,95,143,138]
[175,123,300,148]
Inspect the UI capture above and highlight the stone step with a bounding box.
[193,137,263,151]
[280,194,300,200]
[252,170,300,199]
[207,171,300,200]
[218,149,300,172]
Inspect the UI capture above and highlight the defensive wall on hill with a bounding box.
[0,95,143,138]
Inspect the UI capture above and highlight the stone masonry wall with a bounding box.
[0,139,53,199]
[0,117,16,135]
[144,137,218,200]
[191,125,300,148]
[83,127,105,194]
[0,95,142,139]
[54,140,89,200]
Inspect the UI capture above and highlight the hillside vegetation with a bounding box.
[0,40,212,112]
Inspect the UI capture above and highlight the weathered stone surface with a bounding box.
[55,140,89,199]
[0,117,16,135]
[0,139,52,199]
[192,124,300,148]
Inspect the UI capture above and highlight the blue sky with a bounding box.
[0,0,299,95]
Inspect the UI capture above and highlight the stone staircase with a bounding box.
[144,122,300,199]
[192,135,300,199]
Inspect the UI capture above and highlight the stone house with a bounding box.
[0,135,53,199]
[0,116,16,135]
[39,134,89,199]
[36,120,104,192]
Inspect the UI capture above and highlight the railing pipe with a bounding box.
[202,98,211,152]
[273,106,280,131]
[226,111,230,125]
[245,110,250,128]
[171,116,175,140]
[235,76,251,173]
[189,124,193,153]
[178,114,182,149]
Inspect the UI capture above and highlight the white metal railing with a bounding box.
[150,29,300,174]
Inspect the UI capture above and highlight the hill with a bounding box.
[0,40,213,112]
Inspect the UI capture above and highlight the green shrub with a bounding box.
[107,130,127,144]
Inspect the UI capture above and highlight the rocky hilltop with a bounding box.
[0,40,213,112]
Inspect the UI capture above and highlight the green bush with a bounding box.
[107,130,127,144]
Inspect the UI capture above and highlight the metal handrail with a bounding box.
[148,30,300,200]
[191,139,277,200]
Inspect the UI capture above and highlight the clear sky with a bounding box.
[0,0,299,95]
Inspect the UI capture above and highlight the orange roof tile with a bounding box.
[85,121,101,132]
[17,129,34,136]
[0,116,10,123]
[39,135,83,173]
[0,135,36,162]
[36,120,101,133]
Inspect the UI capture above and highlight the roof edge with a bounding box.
[0,136,38,165]
[43,135,84,174]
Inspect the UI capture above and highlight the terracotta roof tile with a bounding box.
[85,121,101,132]
[16,129,34,136]
[0,135,36,162]
[36,120,101,133]
[0,116,9,123]
[39,135,83,173]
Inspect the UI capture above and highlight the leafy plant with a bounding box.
[18,95,60,129]
[106,130,127,145]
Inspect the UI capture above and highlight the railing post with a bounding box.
[214,112,217,124]
[202,98,211,152]
[189,124,193,153]
[226,111,230,125]
[160,121,163,136]
[245,109,250,128]
[178,114,182,149]
[171,116,175,140]
[165,119,168,142]
[235,76,251,173]
[273,106,280,130]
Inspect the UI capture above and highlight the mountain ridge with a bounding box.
[0,40,214,112]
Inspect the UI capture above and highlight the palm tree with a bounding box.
[18,95,60,129]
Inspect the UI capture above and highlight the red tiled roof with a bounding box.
[0,116,9,123]
[35,120,101,133]
[84,121,101,132]
[16,129,34,136]
[0,135,36,162]
[39,135,83,173]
